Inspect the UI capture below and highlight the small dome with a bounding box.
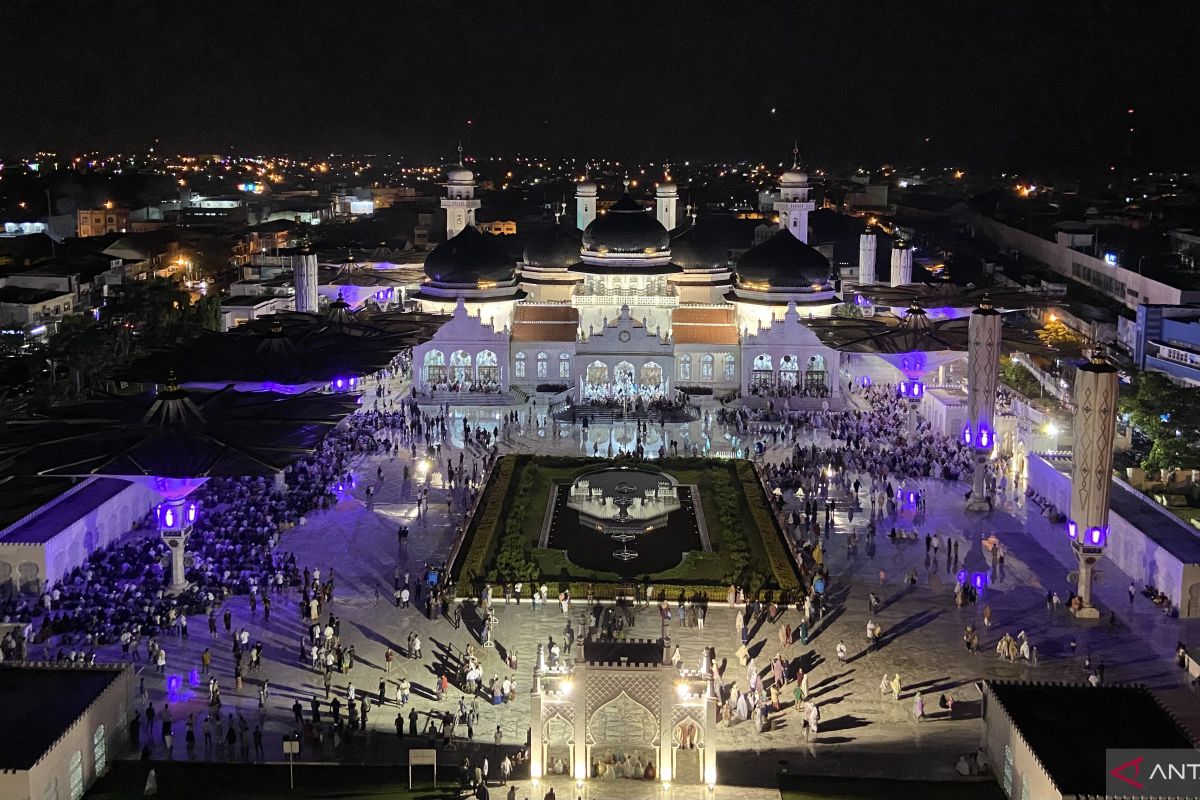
[447,167,474,184]
[576,180,598,195]
[781,169,809,186]
[669,219,726,271]
[582,193,670,254]
[523,223,582,269]
[424,226,514,284]
[735,229,831,289]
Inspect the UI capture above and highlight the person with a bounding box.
[143,768,158,796]
[836,640,848,663]
[913,692,925,721]
[890,673,902,700]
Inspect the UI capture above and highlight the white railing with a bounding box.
[572,294,678,307]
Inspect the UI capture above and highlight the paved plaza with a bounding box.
[103,385,1200,793]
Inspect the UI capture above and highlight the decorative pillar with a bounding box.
[858,228,877,286]
[890,240,912,287]
[529,685,544,779]
[965,298,1002,512]
[659,669,674,784]
[156,498,198,593]
[1068,351,1119,618]
[702,694,718,788]
[573,667,588,782]
[292,250,319,313]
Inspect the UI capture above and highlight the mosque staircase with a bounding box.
[552,405,699,425]
[426,391,520,406]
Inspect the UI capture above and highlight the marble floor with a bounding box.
[106,384,1200,789]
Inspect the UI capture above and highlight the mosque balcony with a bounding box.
[572,292,679,308]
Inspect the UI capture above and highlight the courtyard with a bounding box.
[86,390,1200,794]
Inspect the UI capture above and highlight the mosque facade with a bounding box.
[409,163,911,405]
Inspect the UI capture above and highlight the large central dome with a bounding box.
[424,226,515,285]
[736,228,831,289]
[582,193,670,255]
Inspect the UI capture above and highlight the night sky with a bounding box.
[1,0,1196,170]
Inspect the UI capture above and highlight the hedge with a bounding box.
[736,460,802,591]
[457,456,517,584]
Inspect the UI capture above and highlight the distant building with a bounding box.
[1134,304,1200,385]
[0,285,75,327]
[76,207,129,238]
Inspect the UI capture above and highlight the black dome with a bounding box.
[424,226,515,284]
[582,193,670,254]
[669,219,726,271]
[736,229,831,288]
[523,223,582,269]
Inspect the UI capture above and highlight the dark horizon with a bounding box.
[1,0,1196,172]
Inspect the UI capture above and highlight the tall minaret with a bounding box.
[858,227,877,285]
[576,165,598,230]
[890,239,913,287]
[965,296,1002,511]
[292,247,319,313]
[1069,350,1119,618]
[441,144,480,240]
[774,144,815,243]
[656,175,679,231]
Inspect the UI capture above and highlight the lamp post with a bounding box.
[896,379,924,437]
[1068,350,1118,618]
[964,297,1001,511]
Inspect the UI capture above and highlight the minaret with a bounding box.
[656,175,678,231]
[858,227,877,285]
[1069,350,1119,618]
[774,144,815,243]
[890,239,913,287]
[292,248,319,313]
[576,180,597,230]
[965,296,1002,511]
[441,143,480,240]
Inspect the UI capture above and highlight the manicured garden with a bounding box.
[450,455,802,595]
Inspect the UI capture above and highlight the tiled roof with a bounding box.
[514,305,578,323]
[512,322,578,342]
[512,306,579,342]
[671,306,739,344]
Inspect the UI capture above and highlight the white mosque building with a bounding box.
[406,161,912,407]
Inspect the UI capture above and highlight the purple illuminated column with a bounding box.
[1068,351,1119,617]
[965,298,1001,511]
[156,498,199,593]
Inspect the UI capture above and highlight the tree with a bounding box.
[1121,371,1200,471]
[48,313,114,398]
[1035,319,1085,352]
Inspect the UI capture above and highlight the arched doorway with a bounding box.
[779,354,800,387]
[804,354,827,393]
[751,354,774,391]
[450,350,472,384]
[476,350,499,385]
[424,350,446,384]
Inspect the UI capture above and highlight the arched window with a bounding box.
[679,354,692,380]
[751,353,774,391]
[514,351,526,378]
[723,353,736,381]
[558,353,571,379]
[537,352,548,379]
[640,362,663,387]
[701,353,714,380]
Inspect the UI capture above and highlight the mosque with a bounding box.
[407,161,920,408]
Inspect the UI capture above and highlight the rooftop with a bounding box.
[0,478,132,545]
[987,681,1193,796]
[671,306,739,344]
[0,286,72,304]
[0,666,125,770]
[0,476,77,532]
